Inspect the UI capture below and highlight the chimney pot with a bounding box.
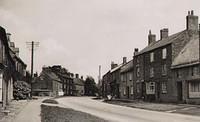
[6,33,11,42]
[186,10,198,30]
[75,74,79,78]
[160,28,169,40]
[148,30,156,45]
[134,48,139,56]
[191,10,194,15]
[123,57,127,64]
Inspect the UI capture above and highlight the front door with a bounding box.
[127,86,130,99]
[177,82,183,101]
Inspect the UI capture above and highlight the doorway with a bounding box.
[177,82,183,101]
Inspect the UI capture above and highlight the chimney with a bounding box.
[148,30,156,45]
[134,48,139,56]
[160,28,168,40]
[14,48,19,57]
[71,73,74,78]
[186,10,198,31]
[111,61,118,69]
[6,33,11,42]
[75,74,79,78]
[123,57,127,64]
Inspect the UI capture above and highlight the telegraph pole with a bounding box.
[26,41,39,98]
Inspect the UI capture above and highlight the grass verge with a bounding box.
[41,104,108,122]
[42,99,58,104]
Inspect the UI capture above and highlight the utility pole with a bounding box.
[26,41,39,98]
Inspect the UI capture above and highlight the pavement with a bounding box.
[56,97,200,122]
[105,99,200,115]
[0,97,48,122]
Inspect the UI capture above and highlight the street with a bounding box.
[57,97,200,122]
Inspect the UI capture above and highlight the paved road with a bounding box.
[57,97,200,122]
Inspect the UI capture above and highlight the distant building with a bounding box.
[32,67,63,97]
[73,74,84,96]
[120,58,134,99]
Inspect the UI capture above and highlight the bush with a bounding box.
[13,81,31,100]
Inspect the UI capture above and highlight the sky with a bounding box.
[0,0,199,82]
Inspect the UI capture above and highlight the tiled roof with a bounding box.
[42,68,62,83]
[120,60,133,73]
[136,30,186,55]
[110,64,122,73]
[73,78,84,86]
[172,36,199,68]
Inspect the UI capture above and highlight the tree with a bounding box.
[84,76,98,96]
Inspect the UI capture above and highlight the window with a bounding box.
[150,67,154,78]
[129,73,133,81]
[161,82,167,93]
[123,87,126,95]
[191,66,198,76]
[121,75,124,82]
[131,86,134,95]
[162,48,167,59]
[136,66,140,77]
[146,82,155,94]
[162,64,167,75]
[190,82,200,92]
[136,84,140,93]
[150,52,154,62]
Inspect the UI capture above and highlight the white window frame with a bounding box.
[162,48,167,59]
[146,82,155,94]
[150,52,154,62]
[131,86,134,95]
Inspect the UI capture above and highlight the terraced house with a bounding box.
[0,27,27,109]
[102,10,200,104]
[120,57,134,99]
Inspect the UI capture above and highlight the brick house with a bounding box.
[33,67,64,97]
[50,65,73,96]
[134,10,199,102]
[110,62,122,98]
[133,48,145,100]
[102,70,111,98]
[120,57,134,99]
[73,74,85,96]
[102,62,121,98]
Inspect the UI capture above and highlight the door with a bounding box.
[127,86,130,99]
[177,82,183,101]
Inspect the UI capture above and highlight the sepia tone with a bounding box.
[1,0,200,122]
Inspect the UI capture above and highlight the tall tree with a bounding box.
[84,76,98,96]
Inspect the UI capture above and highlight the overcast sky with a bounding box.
[0,0,199,82]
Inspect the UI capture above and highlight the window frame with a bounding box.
[150,52,154,62]
[162,48,167,59]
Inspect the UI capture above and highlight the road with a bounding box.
[57,97,200,122]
